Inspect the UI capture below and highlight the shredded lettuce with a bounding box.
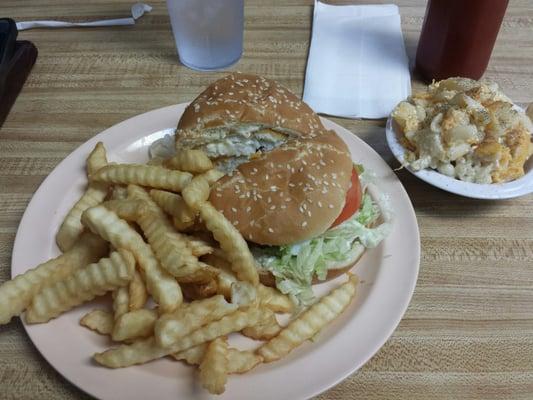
[252,192,391,306]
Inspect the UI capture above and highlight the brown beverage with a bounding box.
[415,0,509,81]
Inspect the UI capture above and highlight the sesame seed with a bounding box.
[233,220,239,226]
[302,221,308,227]
[257,194,263,199]
[268,228,274,233]
[216,193,222,197]
[307,211,312,217]
[270,205,276,210]
[246,207,251,212]
[267,197,272,203]
[318,201,323,207]
[328,204,334,209]
[289,183,295,188]
[281,204,287,209]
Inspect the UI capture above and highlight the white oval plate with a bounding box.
[385,116,533,199]
[12,104,420,400]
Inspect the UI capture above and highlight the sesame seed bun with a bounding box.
[176,73,354,246]
[177,72,325,139]
[209,131,352,245]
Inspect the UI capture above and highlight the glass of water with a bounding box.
[166,0,244,71]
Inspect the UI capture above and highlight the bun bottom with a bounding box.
[257,247,365,287]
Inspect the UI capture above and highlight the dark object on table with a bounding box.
[415,0,509,81]
[0,18,38,129]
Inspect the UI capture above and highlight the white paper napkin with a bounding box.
[16,3,152,31]
[303,1,411,119]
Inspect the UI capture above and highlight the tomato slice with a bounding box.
[330,168,362,228]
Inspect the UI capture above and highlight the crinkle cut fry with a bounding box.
[81,205,182,313]
[200,203,258,285]
[184,236,213,257]
[0,232,108,325]
[80,309,114,335]
[163,149,213,173]
[182,173,258,286]
[112,287,130,320]
[86,142,108,176]
[25,250,135,323]
[112,309,158,341]
[128,269,148,310]
[149,189,196,228]
[93,307,264,368]
[154,295,237,348]
[56,183,109,252]
[127,185,201,278]
[90,164,192,192]
[257,285,294,313]
[207,255,292,312]
[199,337,228,395]
[56,142,109,251]
[241,308,282,340]
[173,345,262,374]
[257,274,358,362]
[102,199,144,221]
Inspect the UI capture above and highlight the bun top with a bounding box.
[177,72,325,139]
[209,130,353,245]
[176,73,354,245]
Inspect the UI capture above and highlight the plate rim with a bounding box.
[12,103,420,400]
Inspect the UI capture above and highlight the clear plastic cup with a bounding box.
[166,0,244,71]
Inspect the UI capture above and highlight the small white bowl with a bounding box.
[385,117,533,199]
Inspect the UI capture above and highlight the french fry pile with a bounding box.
[0,142,359,395]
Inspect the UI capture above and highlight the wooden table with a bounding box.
[1,0,532,398]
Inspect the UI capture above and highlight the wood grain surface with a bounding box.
[1,0,532,399]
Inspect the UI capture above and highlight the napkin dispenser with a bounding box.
[0,18,38,129]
